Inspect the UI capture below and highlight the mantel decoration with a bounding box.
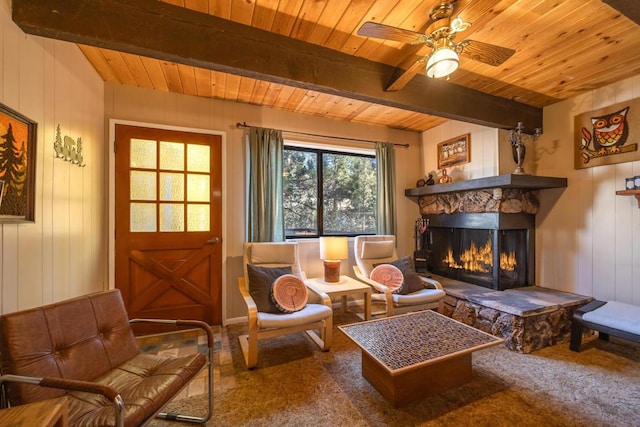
[0,102,37,223]
[574,98,640,169]
[437,133,470,169]
[438,169,453,183]
[54,124,86,167]
[509,122,541,175]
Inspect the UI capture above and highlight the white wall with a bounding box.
[0,0,107,313]
[104,82,422,322]
[420,120,500,182]
[420,77,640,306]
[538,76,640,305]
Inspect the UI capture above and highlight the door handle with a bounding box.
[207,237,221,245]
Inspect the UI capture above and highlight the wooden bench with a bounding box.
[570,300,640,352]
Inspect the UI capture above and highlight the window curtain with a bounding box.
[246,127,285,242]
[376,142,396,236]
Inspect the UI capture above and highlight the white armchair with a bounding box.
[237,242,333,369]
[353,235,446,317]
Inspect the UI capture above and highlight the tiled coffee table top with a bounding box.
[339,310,503,373]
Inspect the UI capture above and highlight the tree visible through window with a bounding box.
[283,146,376,238]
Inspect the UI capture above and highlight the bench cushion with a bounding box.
[582,301,640,335]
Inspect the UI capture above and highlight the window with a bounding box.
[283,146,376,238]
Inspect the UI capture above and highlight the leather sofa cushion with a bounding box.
[0,289,207,427]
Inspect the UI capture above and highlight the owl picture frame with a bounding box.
[574,98,640,169]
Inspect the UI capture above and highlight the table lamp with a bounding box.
[319,236,348,283]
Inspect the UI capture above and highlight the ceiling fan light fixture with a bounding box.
[426,45,459,79]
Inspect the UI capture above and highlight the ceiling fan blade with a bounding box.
[460,39,515,66]
[357,21,424,44]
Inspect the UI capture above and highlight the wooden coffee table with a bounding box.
[339,310,503,406]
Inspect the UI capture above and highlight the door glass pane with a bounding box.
[130,138,157,169]
[159,203,184,231]
[188,144,210,172]
[187,174,209,202]
[130,171,156,201]
[160,173,184,201]
[160,141,184,171]
[187,204,210,231]
[131,203,156,232]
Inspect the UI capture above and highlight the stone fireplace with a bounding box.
[407,174,567,291]
[404,175,591,353]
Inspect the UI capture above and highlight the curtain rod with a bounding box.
[235,122,409,148]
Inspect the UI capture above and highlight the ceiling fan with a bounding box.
[357,0,515,79]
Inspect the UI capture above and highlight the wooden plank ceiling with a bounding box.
[13,0,640,133]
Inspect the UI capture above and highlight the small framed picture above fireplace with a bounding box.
[437,133,470,169]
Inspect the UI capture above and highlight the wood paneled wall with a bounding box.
[0,0,107,313]
[539,75,640,305]
[420,77,640,306]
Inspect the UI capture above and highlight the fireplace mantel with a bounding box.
[405,174,567,199]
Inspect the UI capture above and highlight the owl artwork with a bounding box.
[591,107,629,153]
[579,106,635,164]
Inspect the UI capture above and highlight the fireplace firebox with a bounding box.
[421,213,534,291]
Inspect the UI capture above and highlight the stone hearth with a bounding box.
[436,275,593,353]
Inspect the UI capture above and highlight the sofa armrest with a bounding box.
[0,374,125,427]
[128,318,214,424]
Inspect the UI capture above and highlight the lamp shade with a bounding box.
[319,236,348,261]
[426,46,459,79]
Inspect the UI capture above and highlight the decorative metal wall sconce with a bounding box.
[509,122,541,175]
[54,124,86,167]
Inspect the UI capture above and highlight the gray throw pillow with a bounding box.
[375,256,423,295]
[247,264,292,313]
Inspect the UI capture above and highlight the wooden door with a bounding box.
[115,124,222,326]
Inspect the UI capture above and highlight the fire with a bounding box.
[500,252,517,271]
[443,240,492,273]
[442,240,517,273]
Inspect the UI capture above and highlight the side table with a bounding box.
[306,275,372,320]
[0,398,69,426]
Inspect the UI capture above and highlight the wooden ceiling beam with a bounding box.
[602,0,640,25]
[11,0,542,130]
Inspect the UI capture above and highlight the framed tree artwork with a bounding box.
[0,103,37,223]
[437,133,471,169]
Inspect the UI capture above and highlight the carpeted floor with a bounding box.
[150,311,640,427]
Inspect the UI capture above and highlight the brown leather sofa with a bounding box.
[0,289,214,426]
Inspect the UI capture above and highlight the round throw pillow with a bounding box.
[271,274,308,313]
[370,264,404,294]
